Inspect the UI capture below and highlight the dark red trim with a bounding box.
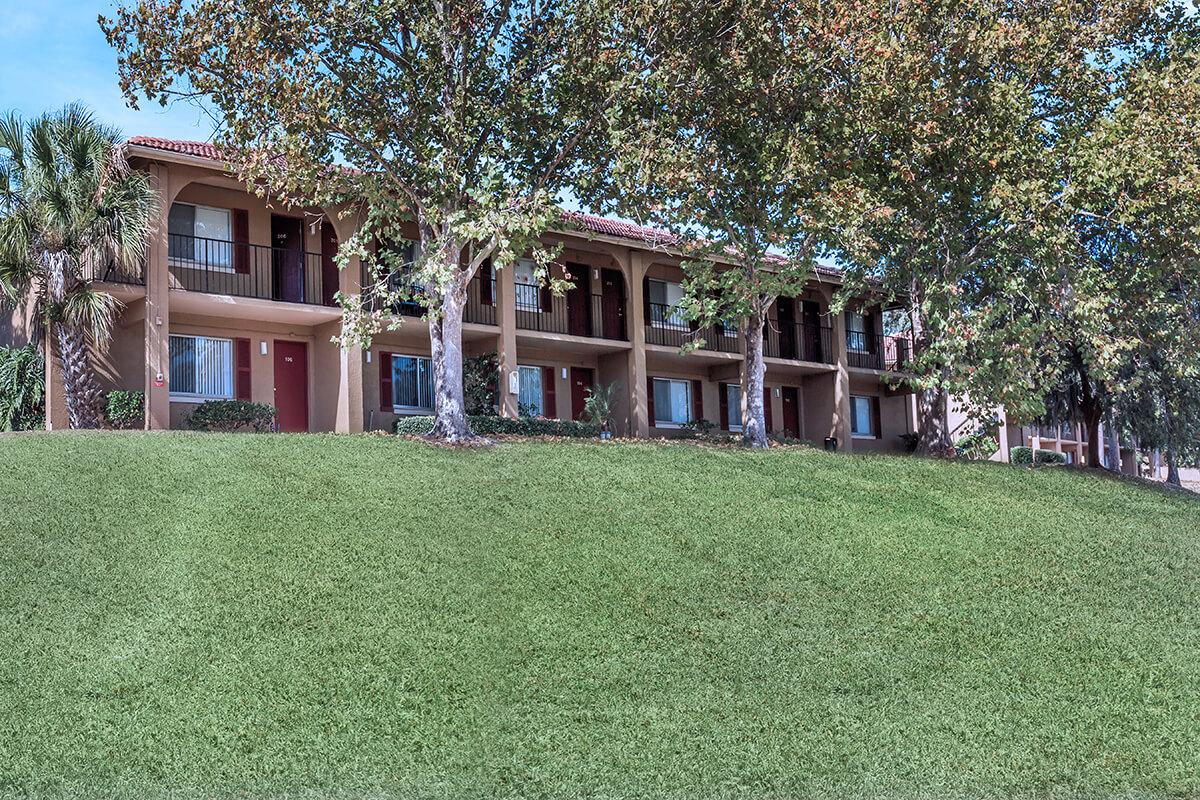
[691,379,703,423]
[235,338,251,401]
[763,386,773,432]
[542,366,556,418]
[718,382,729,430]
[379,351,393,410]
[646,376,655,426]
[232,209,250,274]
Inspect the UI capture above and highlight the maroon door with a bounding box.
[272,215,305,303]
[600,268,626,340]
[781,386,801,439]
[320,221,339,307]
[570,367,595,421]
[777,297,797,359]
[566,264,591,337]
[802,300,823,362]
[273,341,308,432]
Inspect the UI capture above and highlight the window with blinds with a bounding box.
[392,355,433,410]
[169,335,234,400]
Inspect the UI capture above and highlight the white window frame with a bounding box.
[847,312,868,354]
[168,202,235,273]
[849,394,877,439]
[168,334,235,402]
[391,354,434,413]
[517,364,544,417]
[648,279,689,331]
[513,259,542,313]
[652,377,692,428]
[726,383,743,432]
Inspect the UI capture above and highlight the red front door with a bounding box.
[566,264,592,337]
[273,340,308,432]
[570,367,595,421]
[781,386,801,439]
[272,215,305,303]
[600,268,626,340]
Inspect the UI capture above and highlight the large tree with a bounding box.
[960,19,1200,468]
[592,0,847,448]
[103,0,661,442]
[822,0,1173,456]
[0,105,154,429]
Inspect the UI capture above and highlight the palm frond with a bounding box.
[62,284,122,350]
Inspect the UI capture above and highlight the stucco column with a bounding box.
[627,250,650,437]
[43,336,68,430]
[144,162,172,430]
[996,409,1011,463]
[496,260,519,418]
[831,306,852,453]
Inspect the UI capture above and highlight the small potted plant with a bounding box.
[583,381,619,440]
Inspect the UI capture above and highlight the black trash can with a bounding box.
[824,436,838,452]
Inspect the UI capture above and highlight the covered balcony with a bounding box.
[846,331,912,371]
[167,232,336,307]
[514,267,628,341]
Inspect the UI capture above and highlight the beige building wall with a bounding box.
[54,143,920,448]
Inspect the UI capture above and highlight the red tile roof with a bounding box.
[559,210,681,247]
[124,136,841,276]
[126,135,226,162]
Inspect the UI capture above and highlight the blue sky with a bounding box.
[0,0,214,141]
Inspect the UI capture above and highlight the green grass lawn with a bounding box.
[1,433,1197,799]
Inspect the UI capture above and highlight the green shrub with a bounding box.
[394,415,435,436]
[955,429,999,461]
[104,390,144,429]
[1011,446,1068,466]
[393,414,599,438]
[0,344,45,431]
[463,354,499,415]
[186,400,276,433]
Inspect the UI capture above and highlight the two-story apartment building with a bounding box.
[29,136,917,450]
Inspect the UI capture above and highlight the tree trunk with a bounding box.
[740,309,768,449]
[1104,407,1121,473]
[427,274,475,443]
[55,320,104,429]
[915,383,951,456]
[1078,376,1103,468]
[1165,446,1181,487]
[46,251,103,429]
[907,282,951,456]
[1164,402,1181,487]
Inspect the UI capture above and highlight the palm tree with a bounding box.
[0,105,154,428]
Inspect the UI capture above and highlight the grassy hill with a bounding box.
[0,432,1197,799]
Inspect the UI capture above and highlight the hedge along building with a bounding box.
[13,136,918,449]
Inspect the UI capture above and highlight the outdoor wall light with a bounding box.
[561,367,568,380]
[260,341,268,356]
[366,351,372,363]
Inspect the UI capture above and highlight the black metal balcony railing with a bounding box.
[168,233,332,306]
[644,303,739,353]
[84,259,145,286]
[846,331,912,371]
[763,322,835,364]
[515,284,627,341]
[390,274,497,326]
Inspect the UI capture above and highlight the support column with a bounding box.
[627,250,649,437]
[996,409,1011,463]
[144,163,172,430]
[496,260,519,418]
[43,336,68,430]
